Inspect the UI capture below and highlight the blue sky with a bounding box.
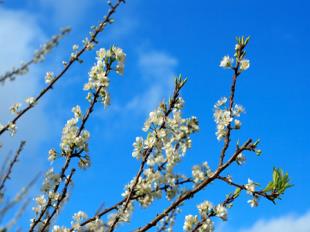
[0,0,309,231]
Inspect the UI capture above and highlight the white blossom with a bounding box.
[9,103,21,114]
[236,152,246,165]
[248,196,259,207]
[8,123,16,136]
[183,215,198,231]
[219,56,233,68]
[245,178,256,194]
[72,44,79,51]
[25,97,36,105]
[214,204,227,221]
[240,59,250,71]
[45,72,54,84]
[48,149,57,162]
[71,211,88,230]
[197,200,213,216]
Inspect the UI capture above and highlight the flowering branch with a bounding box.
[30,46,125,231]
[218,37,250,166]
[0,0,125,137]
[134,139,253,232]
[40,168,75,231]
[70,177,192,230]
[107,77,188,232]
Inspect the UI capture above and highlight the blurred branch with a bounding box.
[0,173,40,222]
[3,198,31,231]
[0,141,26,194]
[0,28,71,85]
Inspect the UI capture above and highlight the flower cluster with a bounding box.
[9,103,21,115]
[244,178,259,207]
[213,97,245,140]
[41,168,61,195]
[183,215,198,231]
[25,96,36,105]
[219,36,250,71]
[71,211,88,230]
[192,162,213,184]
[32,195,47,214]
[84,46,126,107]
[60,105,90,155]
[123,95,199,209]
[45,72,54,84]
[214,204,228,221]
[108,201,134,225]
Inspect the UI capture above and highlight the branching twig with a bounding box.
[29,60,114,231]
[134,140,253,232]
[40,169,75,231]
[70,177,192,230]
[107,79,186,232]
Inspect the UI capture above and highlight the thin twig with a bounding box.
[40,169,75,231]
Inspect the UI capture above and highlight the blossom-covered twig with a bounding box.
[40,168,75,231]
[0,28,71,85]
[69,177,192,230]
[107,77,188,232]
[157,207,179,232]
[30,47,125,231]
[134,139,253,232]
[218,37,250,166]
[0,0,125,137]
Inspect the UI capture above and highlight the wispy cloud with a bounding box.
[125,50,178,114]
[239,211,310,232]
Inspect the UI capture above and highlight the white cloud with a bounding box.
[125,51,178,114]
[239,211,310,232]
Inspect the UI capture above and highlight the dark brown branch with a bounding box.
[71,177,192,230]
[134,139,253,232]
